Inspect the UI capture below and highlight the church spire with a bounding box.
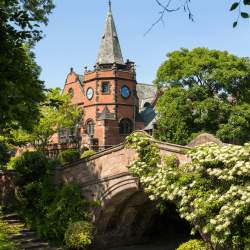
[96,1,124,65]
[108,0,111,12]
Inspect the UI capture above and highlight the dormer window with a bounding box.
[102,82,110,94]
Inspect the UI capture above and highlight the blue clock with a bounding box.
[121,85,130,99]
[86,87,94,100]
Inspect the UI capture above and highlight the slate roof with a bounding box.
[77,74,83,86]
[96,3,124,65]
[136,83,158,110]
[136,83,158,130]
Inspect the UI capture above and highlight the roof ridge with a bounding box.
[137,83,155,86]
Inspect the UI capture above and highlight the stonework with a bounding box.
[53,133,191,248]
[187,133,223,147]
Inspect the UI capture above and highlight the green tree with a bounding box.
[12,88,82,150]
[217,104,250,144]
[155,48,250,102]
[0,0,55,132]
[154,48,250,145]
[154,87,193,145]
[0,136,13,167]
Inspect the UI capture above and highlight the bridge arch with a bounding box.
[94,187,157,248]
[94,186,192,249]
[53,132,196,248]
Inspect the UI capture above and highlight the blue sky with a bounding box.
[35,0,250,89]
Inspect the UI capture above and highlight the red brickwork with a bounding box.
[59,65,144,150]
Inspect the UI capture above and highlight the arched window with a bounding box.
[86,120,94,136]
[68,88,74,97]
[119,118,133,135]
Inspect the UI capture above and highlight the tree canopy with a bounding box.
[154,48,250,145]
[0,0,55,132]
[11,88,82,150]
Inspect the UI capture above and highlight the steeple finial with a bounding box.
[108,0,111,11]
[96,0,124,65]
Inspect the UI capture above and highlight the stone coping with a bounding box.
[56,131,190,171]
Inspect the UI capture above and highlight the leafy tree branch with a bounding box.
[149,0,250,33]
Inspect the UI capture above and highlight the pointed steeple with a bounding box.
[96,1,124,65]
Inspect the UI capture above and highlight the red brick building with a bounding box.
[57,2,157,151]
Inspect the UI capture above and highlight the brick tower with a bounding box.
[80,2,144,150]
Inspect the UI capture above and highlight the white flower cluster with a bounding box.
[127,134,250,249]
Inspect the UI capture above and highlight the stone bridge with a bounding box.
[0,132,220,249]
[54,132,191,249]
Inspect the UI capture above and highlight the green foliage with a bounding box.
[10,151,92,244]
[7,151,49,186]
[17,180,91,242]
[153,87,193,145]
[0,45,45,132]
[154,48,250,145]
[0,142,9,168]
[0,136,14,168]
[0,0,55,132]
[80,150,95,159]
[154,1,250,28]
[44,184,90,240]
[12,88,82,150]
[127,132,250,250]
[0,209,23,250]
[230,1,250,27]
[0,0,55,44]
[155,48,250,102]
[216,104,250,144]
[64,221,93,250]
[58,149,80,165]
[126,132,161,176]
[177,240,207,250]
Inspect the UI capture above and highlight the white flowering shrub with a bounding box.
[126,133,250,250]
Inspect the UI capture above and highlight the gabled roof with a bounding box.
[96,2,124,65]
[97,106,116,120]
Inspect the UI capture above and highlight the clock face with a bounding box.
[121,85,130,99]
[86,87,94,100]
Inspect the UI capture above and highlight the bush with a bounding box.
[64,221,93,250]
[177,240,207,250]
[7,151,49,186]
[0,140,12,168]
[44,184,90,240]
[48,158,62,169]
[58,149,80,165]
[16,181,91,242]
[6,150,93,247]
[80,150,95,159]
